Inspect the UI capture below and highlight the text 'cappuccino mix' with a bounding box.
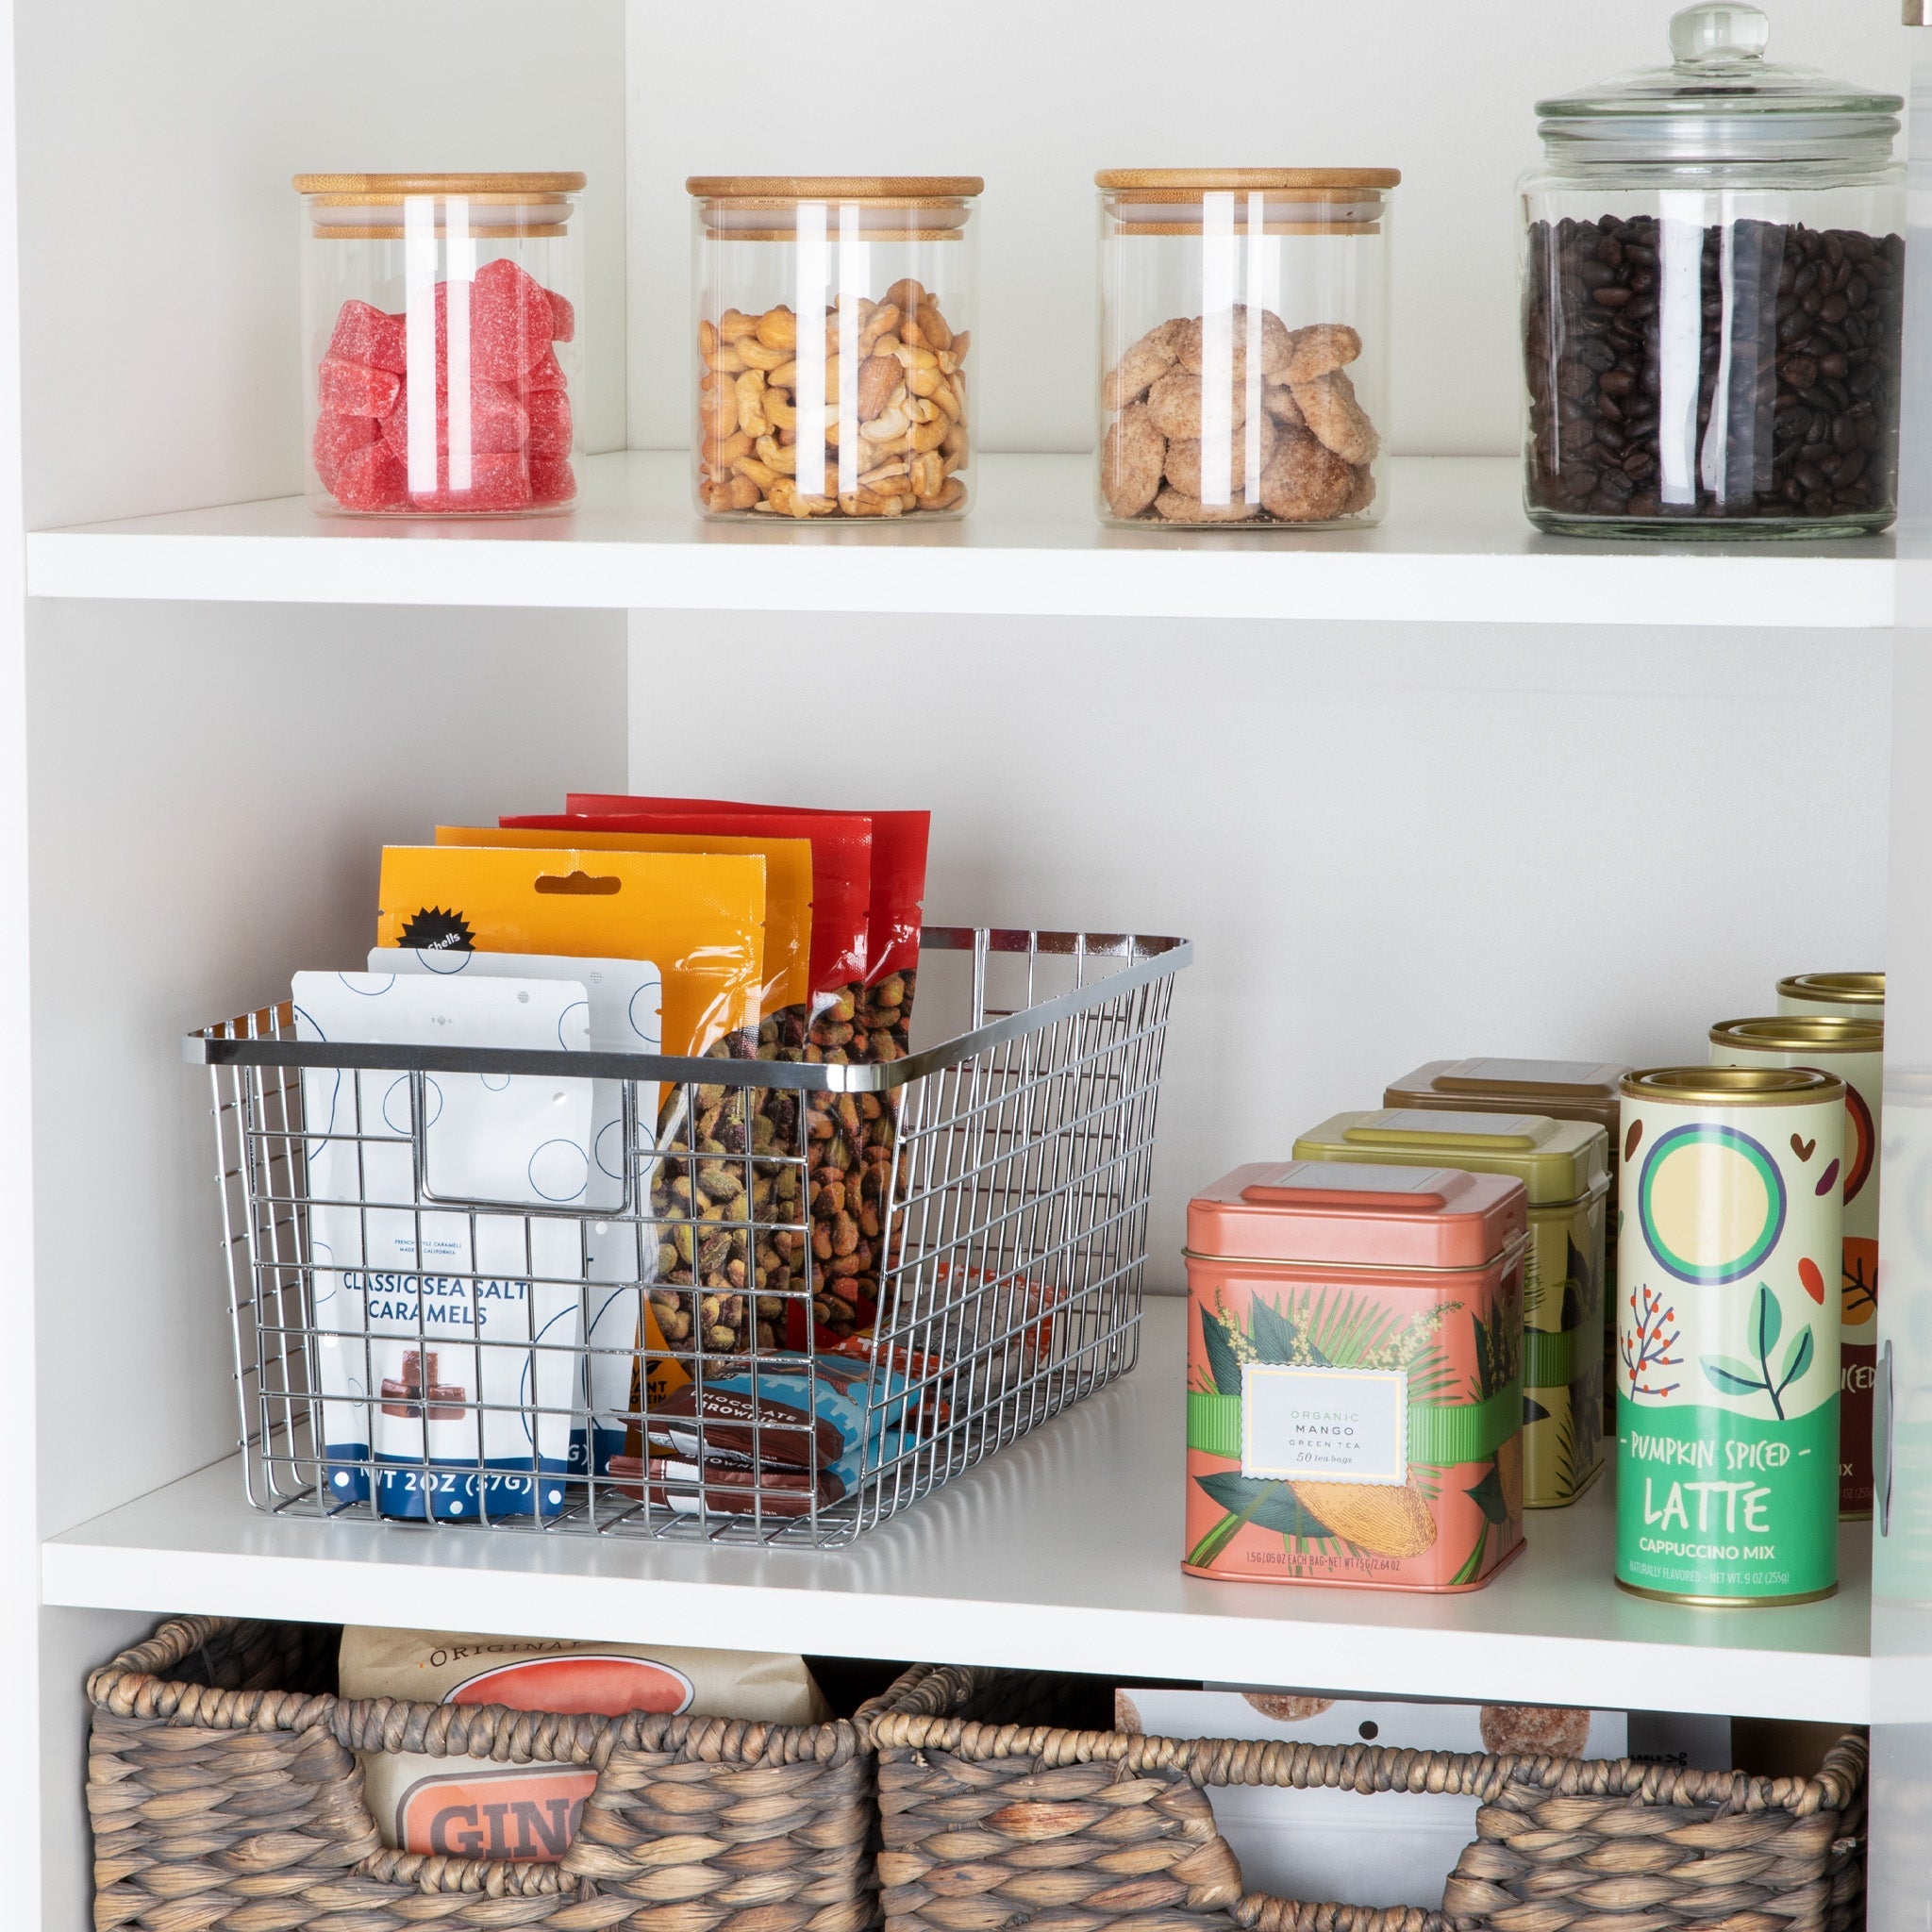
[1616,1067,1844,1606]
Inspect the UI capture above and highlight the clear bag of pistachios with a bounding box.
[528,802,928,1355]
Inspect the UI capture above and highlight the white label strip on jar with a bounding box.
[1657,192,1706,508]
[445,199,474,495]
[836,205,862,498]
[404,196,440,498]
[793,202,828,502]
[1200,192,1238,508]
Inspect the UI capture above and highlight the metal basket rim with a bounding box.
[185,925,1192,1092]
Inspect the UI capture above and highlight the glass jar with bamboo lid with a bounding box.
[689,177,981,521]
[1096,168,1398,529]
[294,173,585,516]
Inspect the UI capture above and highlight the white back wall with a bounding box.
[19,0,627,529]
[627,613,1891,1287]
[31,600,626,1536]
[625,0,1912,456]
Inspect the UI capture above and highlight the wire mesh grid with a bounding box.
[192,927,1189,1546]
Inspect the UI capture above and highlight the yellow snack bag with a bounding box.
[376,845,765,1058]
[436,825,812,1035]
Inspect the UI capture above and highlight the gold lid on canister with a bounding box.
[1777,971,1885,1008]
[1710,1015,1884,1053]
[1624,1065,1847,1106]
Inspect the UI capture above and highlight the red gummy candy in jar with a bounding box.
[295,173,585,516]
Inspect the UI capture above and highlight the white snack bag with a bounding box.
[1117,1689,1627,1913]
[376,946,663,1474]
[293,971,592,1521]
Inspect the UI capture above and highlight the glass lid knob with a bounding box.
[1668,3,1772,64]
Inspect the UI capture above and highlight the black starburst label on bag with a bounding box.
[396,906,475,953]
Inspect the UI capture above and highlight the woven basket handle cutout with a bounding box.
[354,1843,590,1898]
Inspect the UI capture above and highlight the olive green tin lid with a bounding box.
[1293,1108,1608,1206]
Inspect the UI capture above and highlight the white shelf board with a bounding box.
[42,1300,1872,1722]
[25,453,1894,627]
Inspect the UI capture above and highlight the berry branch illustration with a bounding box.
[1700,1283,1813,1421]
[1622,1284,1682,1398]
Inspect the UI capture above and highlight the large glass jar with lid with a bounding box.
[1520,5,1904,539]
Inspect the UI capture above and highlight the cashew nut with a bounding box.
[908,450,945,498]
[908,416,948,453]
[861,406,910,443]
[719,308,759,342]
[736,337,789,373]
[697,372,737,441]
[734,370,769,439]
[756,306,797,352]
[755,433,798,475]
[858,306,900,356]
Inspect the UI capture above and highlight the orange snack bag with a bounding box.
[376,844,765,1058]
[435,824,811,1028]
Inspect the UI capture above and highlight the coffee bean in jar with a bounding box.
[1519,6,1903,540]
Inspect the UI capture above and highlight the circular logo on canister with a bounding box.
[1842,1084,1874,1205]
[1638,1123,1787,1285]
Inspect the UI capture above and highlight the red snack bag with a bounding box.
[561,797,928,1357]
[566,795,928,1049]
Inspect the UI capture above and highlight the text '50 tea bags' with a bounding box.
[293,971,592,1522]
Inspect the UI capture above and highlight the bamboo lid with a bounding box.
[294,173,586,196]
[688,175,982,201]
[1096,168,1400,191]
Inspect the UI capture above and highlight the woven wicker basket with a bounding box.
[87,1616,879,1932]
[866,1665,1866,1932]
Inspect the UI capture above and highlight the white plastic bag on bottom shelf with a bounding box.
[1117,1689,1628,1913]
[293,971,591,1520]
[375,946,663,1474]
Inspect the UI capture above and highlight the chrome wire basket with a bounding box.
[190,927,1190,1547]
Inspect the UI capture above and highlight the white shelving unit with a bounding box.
[4,4,1926,1929]
[24,453,1895,625]
[42,1303,1874,1725]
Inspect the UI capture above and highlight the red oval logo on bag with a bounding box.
[448,1654,695,1717]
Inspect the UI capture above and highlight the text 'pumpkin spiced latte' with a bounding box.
[1184,1159,1528,1592]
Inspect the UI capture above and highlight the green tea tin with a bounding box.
[1617,1066,1844,1607]
[1292,1109,1608,1508]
